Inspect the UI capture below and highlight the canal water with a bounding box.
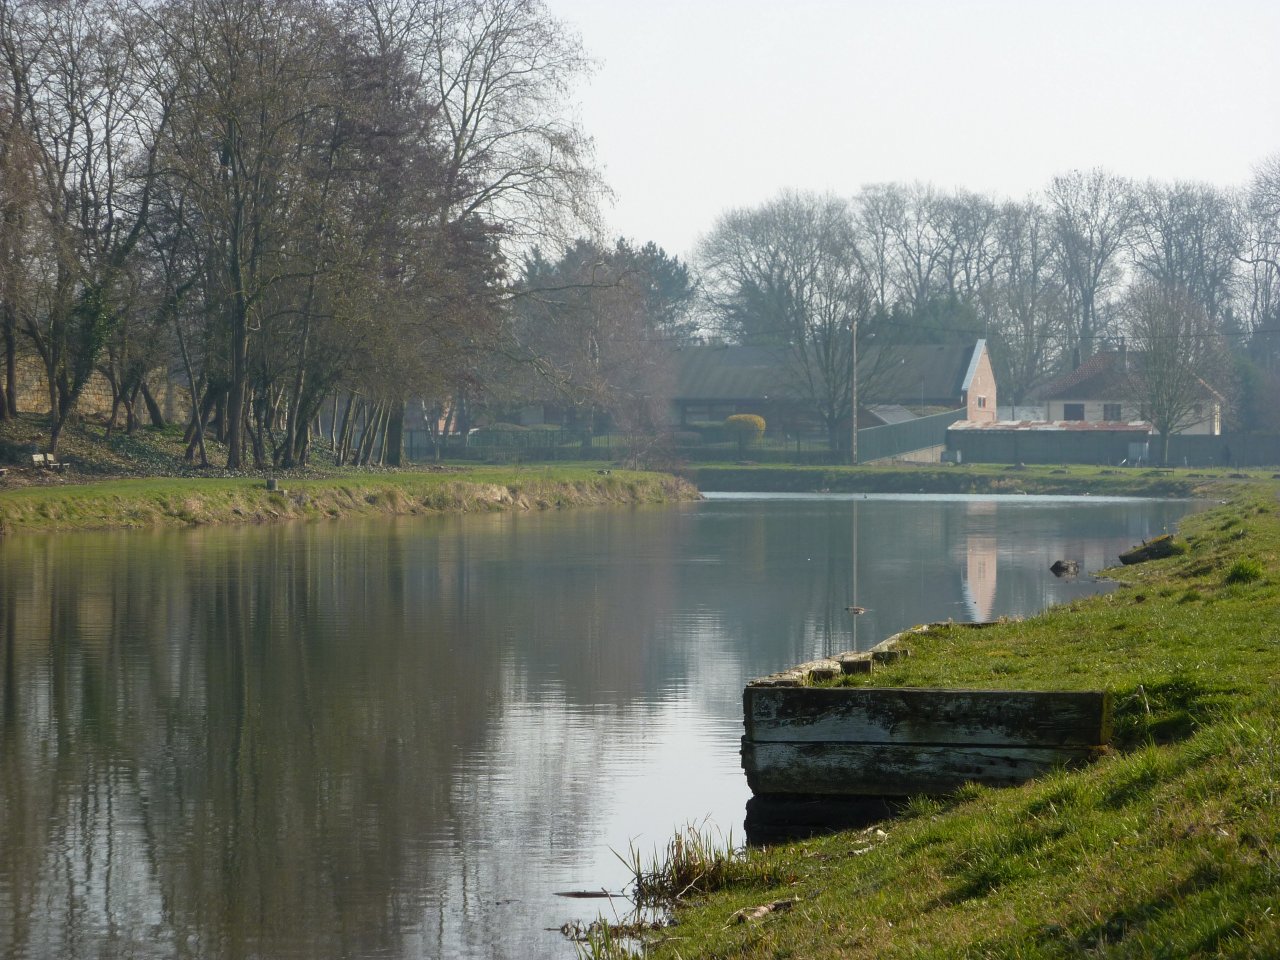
[0,493,1199,959]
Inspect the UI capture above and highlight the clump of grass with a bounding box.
[1224,556,1265,585]
[620,823,789,906]
[564,916,654,960]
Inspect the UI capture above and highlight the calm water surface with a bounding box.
[0,493,1200,959]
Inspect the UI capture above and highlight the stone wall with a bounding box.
[9,351,182,421]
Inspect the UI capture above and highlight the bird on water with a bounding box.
[844,605,866,615]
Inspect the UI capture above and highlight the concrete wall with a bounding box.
[950,428,1280,466]
[949,429,1146,465]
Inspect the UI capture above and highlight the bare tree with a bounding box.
[979,200,1067,407]
[699,191,873,451]
[937,188,1002,303]
[1129,179,1241,324]
[1240,156,1280,368]
[506,238,689,451]
[152,0,346,468]
[0,0,169,449]
[0,69,40,419]
[852,183,904,313]
[1047,169,1134,362]
[884,182,949,311]
[1123,280,1230,465]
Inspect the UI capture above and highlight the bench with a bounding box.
[31,452,68,472]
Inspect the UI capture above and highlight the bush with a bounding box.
[724,414,766,449]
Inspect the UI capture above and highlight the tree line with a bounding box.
[696,166,1280,447]
[0,0,607,467]
[4,0,1280,467]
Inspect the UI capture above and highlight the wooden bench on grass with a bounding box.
[31,452,68,472]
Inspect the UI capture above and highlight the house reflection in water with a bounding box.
[960,500,998,622]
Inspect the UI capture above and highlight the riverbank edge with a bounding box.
[621,476,1280,960]
[685,462,1254,498]
[0,468,700,535]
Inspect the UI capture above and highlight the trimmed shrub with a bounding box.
[725,414,766,450]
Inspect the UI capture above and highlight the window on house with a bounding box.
[976,396,987,409]
[1063,403,1085,421]
[1103,403,1122,421]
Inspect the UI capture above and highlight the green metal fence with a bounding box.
[855,408,967,462]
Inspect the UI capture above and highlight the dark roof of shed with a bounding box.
[671,345,789,400]
[863,343,979,403]
[672,342,982,405]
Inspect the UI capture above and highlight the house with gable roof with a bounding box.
[1033,350,1223,435]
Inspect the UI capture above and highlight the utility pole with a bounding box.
[849,320,858,465]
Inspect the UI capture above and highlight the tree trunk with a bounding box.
[336,391,358,464]
[384,401,404,466]
[124,383,139,434]
[355,402,383,465]
[225,296,249,468]
[105,374,122,438]
[214,391,227,443]
[1,302,16,419]
[184,388,216,466]
[140,379,166,428]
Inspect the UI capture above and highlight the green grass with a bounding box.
[0,468,698,534]
[615,481,1280,959]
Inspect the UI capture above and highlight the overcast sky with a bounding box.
[546,0,1280,261]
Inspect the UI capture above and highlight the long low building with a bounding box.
[947,419,1155,465]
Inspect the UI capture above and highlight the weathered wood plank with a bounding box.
[744,687,1111,746]
[742,740,1107,796]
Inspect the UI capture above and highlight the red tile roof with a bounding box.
[948,420,1153,433]
[1034,353,1132,401]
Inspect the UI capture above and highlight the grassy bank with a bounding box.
[688,462,1257,498]
[0,467,698,535]
[0,413,698,534]
[608,481,1280,959]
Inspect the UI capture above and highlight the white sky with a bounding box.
[546,0,1280,262]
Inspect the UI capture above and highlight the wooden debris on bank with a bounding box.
[1119,534,1179,565]
[728,898,798,925]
